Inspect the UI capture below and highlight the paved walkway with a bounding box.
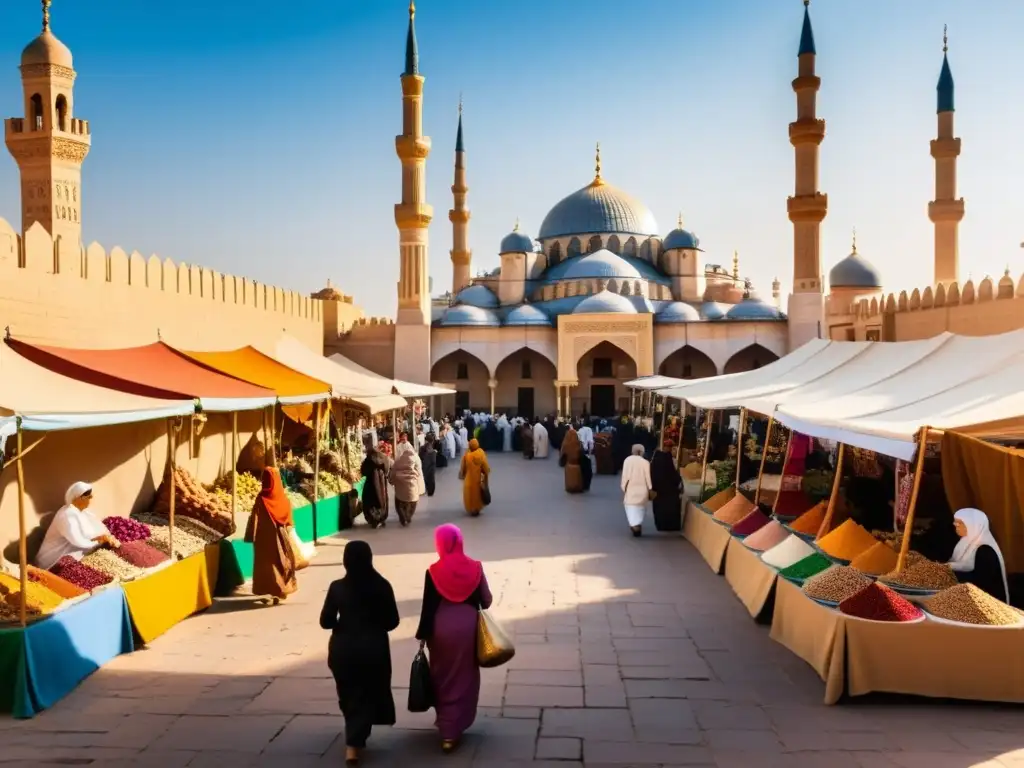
[4,453,1024,767]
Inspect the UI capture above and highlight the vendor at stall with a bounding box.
[36,482,120,570]
[949,508,1010,604]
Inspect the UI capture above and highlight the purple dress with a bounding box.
[416,571,492,740]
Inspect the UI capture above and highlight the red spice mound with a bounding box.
[50,556,112,590]
[115,540,169,569]
[731,509,770,536]
[838,582,921,622]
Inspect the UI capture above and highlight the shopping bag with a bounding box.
[480,475,492,506]
[408,641,434,712]
[476,609,515,668]
[286,527,313,570]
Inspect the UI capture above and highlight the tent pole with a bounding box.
[231,412,238,533]
[658,395,668,451]
[262,407,269,465]
[754,416,774,506]
[167,419,177,561]
[734,408,747,489]
[312,402,322,544]
[272,406,280,466]
[896,426,930,572]
[673,399,685,469]
[771,430,793,518]
[698,410,713,503]
[15,423,28,627]
[816,443,845,540]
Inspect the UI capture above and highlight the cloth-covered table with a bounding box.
[122,544,219,644]
[723,537,778,621]
[0,586,134,718]
[293,495,345,541]
[682,501,731,574]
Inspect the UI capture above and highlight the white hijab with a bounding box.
[949,507,1009,602]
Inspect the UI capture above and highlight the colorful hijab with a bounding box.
[468,438,480,452]
[258,467,293,526]
[429,523,483,603]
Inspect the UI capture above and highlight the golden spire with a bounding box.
[942,23,948,54]
[513,217,520,233]
[42,0,51,31]
[591,142,604,186]
[732,250,739,279]
[851,227,858,254]
[409,0,416,20]
[677,212,683,229]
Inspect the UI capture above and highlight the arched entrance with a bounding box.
[494,348,557,419]
[658,345,717,379]
[430,350,490,415]
[724,343,779,374]
[575,341,638,418]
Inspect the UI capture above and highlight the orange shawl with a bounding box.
[258,467,293,526]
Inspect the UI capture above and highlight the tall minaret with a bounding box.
[449,97,471,295]
[929,26,963,286]
[5,0,91,256]
[393,0,433,383]
[786,0,828,350]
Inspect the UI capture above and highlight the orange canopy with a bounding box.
[175,346,330,404]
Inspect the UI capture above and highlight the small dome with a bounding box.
[699,301,729,320]
[562,249,641,280]
[829,249,882,290]
[438,305,501,327]
[454,284,499,309]
[503,304,552,327]
[539,181,659,240]
[725,298,785,321]
[500,229,534,254]
[572,290,638,315]
[655,301,701,324]
[663,228,701,251]
[22,29,73,69]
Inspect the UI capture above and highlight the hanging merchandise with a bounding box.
[895,459,914,531]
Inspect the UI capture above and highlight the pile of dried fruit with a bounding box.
[151,466,236,536]
[880,559,959,590]
[102,516,151,543]
[0,572,64,615]
[803,565,872,603]
[924,583,1022,626]
[839,583,921,622]
[82,549,145,581]
[50,556,111,590]
[115,540,169,569]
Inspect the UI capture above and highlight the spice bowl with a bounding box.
[923,612,1024,629]
[841,610,927,625]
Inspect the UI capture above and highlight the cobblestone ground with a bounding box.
[4,453,1024,767]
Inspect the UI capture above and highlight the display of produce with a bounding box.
[319,448,345,476]
[210,471,262,515]
[762,534,816,569]
[701,487,734,511]
[816,520,878,561]
[82,549,145,581]
[802,565,872,603]
[173,516,224,544]
[778,552,833,581]
[145,524,209,560]
[924,583,1023,626]
[50,556,112,590]
[283,454,314,476]
[849,542,899,576]
[0,601,18,623]
[299,471,351,502]
[712,495,756,526]
[151,466,236,537]
[880,559,959,590]
[114,540,169,568]
[731,509,770,537]
[788,502,827,536]
[285,489,308,508]
[102,516,151,544]
[0,572,64,616]
[743,520,790,552]
[26,564,87,599]
[839,583,922,622]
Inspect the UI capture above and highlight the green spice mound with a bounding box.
[778,552,833,580]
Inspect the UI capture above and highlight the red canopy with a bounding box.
[8,340,277,411]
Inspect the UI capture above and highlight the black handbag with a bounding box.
[408,641,434,713]
[481,475,492,506]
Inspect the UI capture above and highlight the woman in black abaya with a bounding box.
[650,449,682,531]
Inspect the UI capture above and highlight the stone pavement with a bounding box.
[3,453,1024,767]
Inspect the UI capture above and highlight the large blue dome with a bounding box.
[663,227,701,251]
[438,305,501,327]
[453,284,499,309]
[655,301,701,323]
[500,230,534,254]
[538,181,659,240]
[572,290,638,315]
[829,251,882,289]
[725,298,785,321]
[503,304,552,326]
[561,250,641,280]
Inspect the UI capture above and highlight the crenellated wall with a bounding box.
[0,218,323,351]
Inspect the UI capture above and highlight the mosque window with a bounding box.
[567,237,581,259]
[623,238,637,258]
[30,94,43,130]
[606,235,620,254]
[587,235,602,253]
[866,329,880,341]
[548,241,561,266]
[683,364,693,378]
[55,95,68,131]
[593,357,613,377]
[521,359,532,379]
[456,362,468,379]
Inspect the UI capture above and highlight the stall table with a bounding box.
[723,537,778,620]
[682,501,732,574]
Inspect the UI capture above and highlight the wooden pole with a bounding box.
[734,408,746,489]
[15,423,28,627]
[673,399,685,469]
[231,412,238,533]
[262,407,269,464]
[271,405,279,466]
[312,401,322,544]
[896,427,930,572]
[698,410,713,502]
[167,420,176,560]
[629,388,635,419]
[770,429,793,518]
[816,443,845,540]
[754,416,774,505]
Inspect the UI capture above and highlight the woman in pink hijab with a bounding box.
[415,523,492,753]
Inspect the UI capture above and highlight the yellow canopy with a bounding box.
[176,346,331,405]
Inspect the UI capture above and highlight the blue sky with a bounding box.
[0,1,1021,316]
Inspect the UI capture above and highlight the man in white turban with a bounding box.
[36,482,119,570]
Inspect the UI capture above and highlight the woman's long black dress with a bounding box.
[319,558,400,749]
[956,544,1009,604]
[360,454,390,528]
[420,444,437,497]
[650,449,682,531]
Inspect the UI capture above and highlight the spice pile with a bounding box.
[50,557,111,590]
[744,520,790,552]
[174,517,224,545]
[817,520,878,562]
[839,583,921,622]
[702,487,734,512]
[82,549,145,581]
[778,552,833,581]
[102,516,151,544]
[773,490,816,520]
[849,542,899,576]
[803,565,872,603]
[880,559,959,590]
[788,502,826,536]
[712,495,756,526]
[27,565,86,599]
[924,583,1022,626]
[0,572,64,616]
[151,466,236,537]
[732,509,770,537]
[115,541,169,568]
[144,524,209,559]
[762,534,816,569]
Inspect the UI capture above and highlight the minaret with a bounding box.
[393,0,433,382]
[929,26,963,286]
[786,0,828,350]
[5,0,91,256]
[449,97,471,294]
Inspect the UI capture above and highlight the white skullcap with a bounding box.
[64,481,92,505]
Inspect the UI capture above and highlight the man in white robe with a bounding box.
[443,426,457,459]
[578,423,595,454]
[533,420,550,459]
[497,415,513,452]
[457,421,469,453]
[36,482,118,570]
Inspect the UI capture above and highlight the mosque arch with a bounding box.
[723,343,779,374]
[548,241,561,265]
[658,345,717,379]
[494,347,558,418]
[623,237,637,258]
[55,95,68,131]
[567,237,581,259]
[606,235,621,254]
[30,93,43,130]
[639,239,651,262]
[575,340,639,418]
[587,235,602,253]
[430,349,491,414]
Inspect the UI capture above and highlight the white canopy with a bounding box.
[0,342,195,432]
[624,375,687,390]
[327,352,455,398]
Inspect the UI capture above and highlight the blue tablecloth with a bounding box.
[0,586,135,718]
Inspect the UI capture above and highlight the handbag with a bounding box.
[476,609,515,668]
[480,474,491,506]
[408,641,434,712]
[286,526,311,570]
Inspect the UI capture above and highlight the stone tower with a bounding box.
[5,0,91,258]
[449,99,471,295]
[393,0,433,383]
[929,26,963,287]
[786,0,827,350]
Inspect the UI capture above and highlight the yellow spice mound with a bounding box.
[712,494,756,526]
[925,583,1022,626]
[703,487,735,512]
[816,519,878,561]
[789,502,827,535]
[849,541,899,576]
[0,572,64,615]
